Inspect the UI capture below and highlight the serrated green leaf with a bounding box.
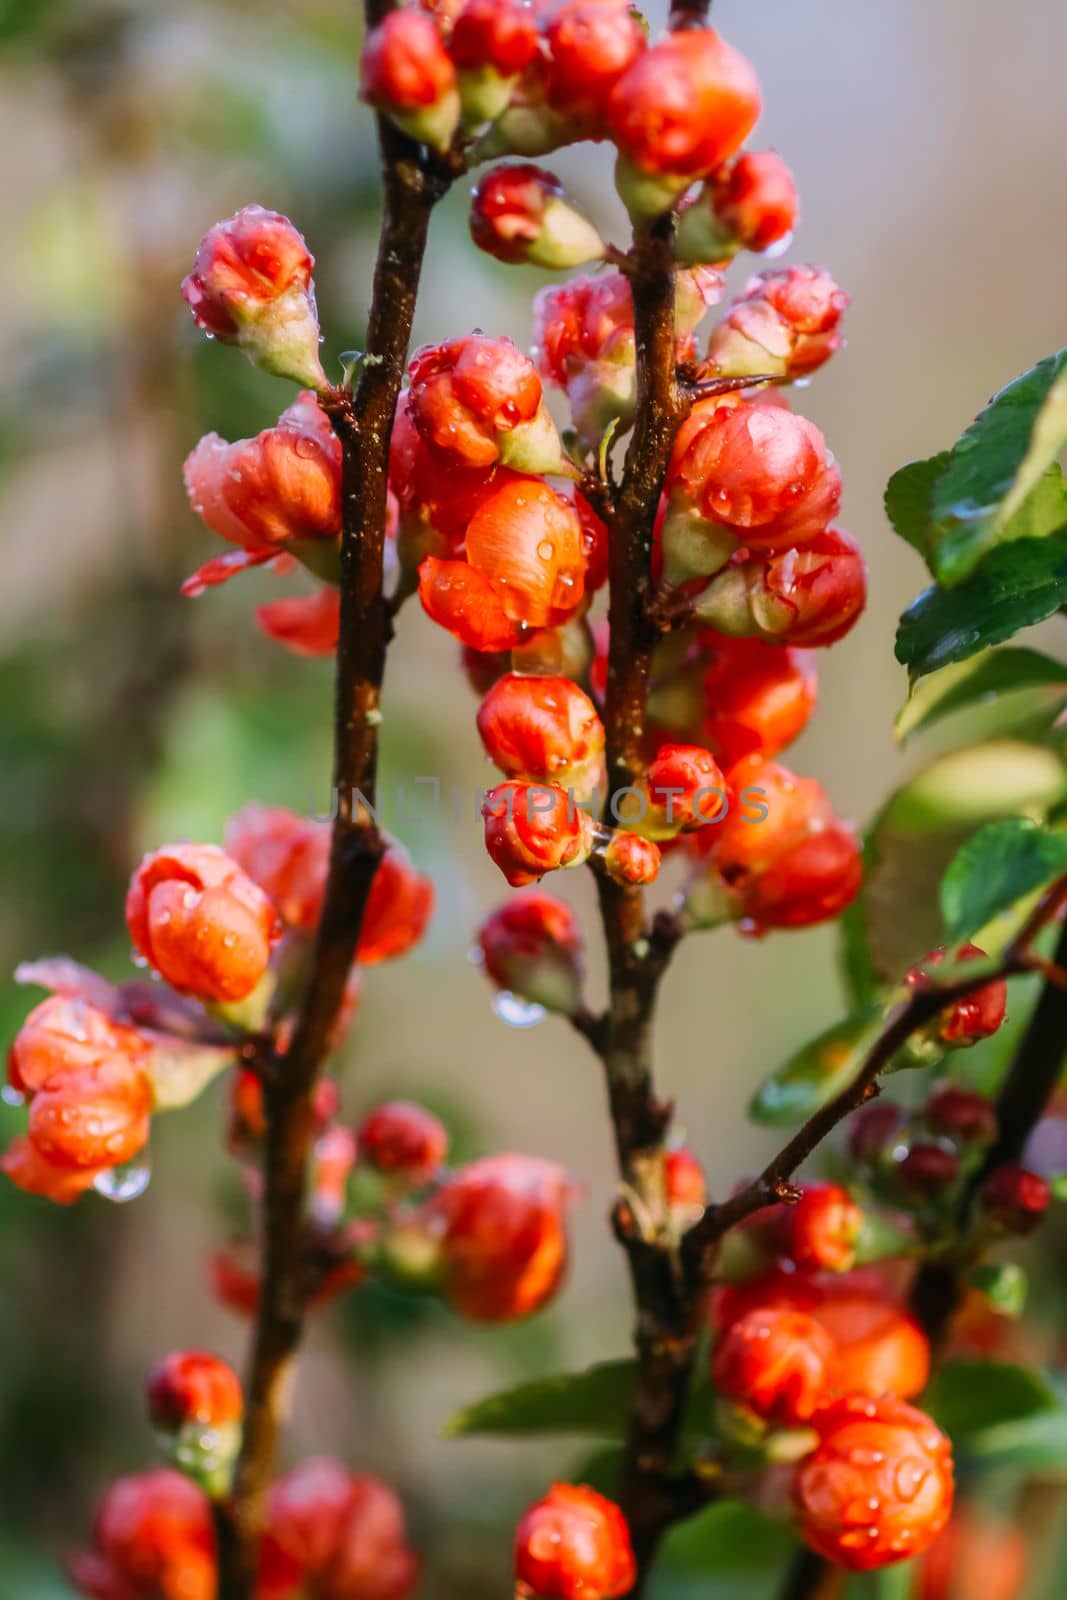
[924,1359,1058,1439]
[940,818,1067,942]
[884,453,950,558]
[929,349,1067,585]
[895,647,1067,743]
[748,1005,884,1127]
[967,1261,1029,1318]
[445,1360,636,1438]
[896,532,1067,682]
[848,742,1067,987]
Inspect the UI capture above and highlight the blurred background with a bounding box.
[1,0,1066,1593]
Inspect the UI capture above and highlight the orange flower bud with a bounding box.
[712,150,798,254]
[8,994,149,1097]
[793,1395,954,1570]
[788,1184,863,1273]
[28,1059,152,1171]
[695,528,867,649]
[147,1351,244,1432]
[361,9,460,151]
[545,0,646,120]
[359,842,435,964]
[699,634,817,767]
[665,1146,708,1214]
[602,829,661,886]
[408,335,562,473]
[265,1459,419,1600]
[431,1153,572,1321]
[126,844,280,1003]
[181,205,325,389]
[814,1293,931,1402]
[69,1469,216,1600]
[483,781,595,886]
[712,1306,834,1424]
[646,742,727,834]
[1,1135,100,1204]
[707,264,849,381]
[477,673,605,792]
[514,1483,636,1600]
[225,805,330,933]
[477,892,584,1015]
[356,1101,449,1185]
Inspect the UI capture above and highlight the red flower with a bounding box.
[147,1352,244,1431]
[126,843,280,1003]
[713,1306,834,1424]
[264,1458,419,1600]
[257,588,341,656]
[69,1469,216,1600]
[431,1153,572,1321]
[420,479,587,652]
[477,672,605,791]
[361,10,459,151]
[483,781,595,886]
[787,1184,863,1274]
[359,842,435,964]
[707,264,849,380]
[356,1101,449,1185]
[699,635,817,766]
[225,805,331,933]
[608,28,761,183]
[407,334,561,472]
[793,1395,954,1570]
[181,206,325,389]
[183,392,341,566]
[905,944,1008,1045]
[478,892,584,1014]
[514,1483,636,1600]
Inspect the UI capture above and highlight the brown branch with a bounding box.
[216,121,453,1599]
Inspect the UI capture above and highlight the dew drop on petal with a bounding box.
[94,1152,152,1204]
[491,991,546,1029]
[1,1085,25,1108]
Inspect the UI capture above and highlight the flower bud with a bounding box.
[69,1470,216,1600]
[452,0,540,124]
[310,1124,358,1224]
[181,206,326,389]
[695,527,867,650]
[28,1059,153,1173]
[356,1100,449,1186]
[470,164,605,269]
[980,1164,1051,1236]
[419,478,587,650]
[147,1352,243,1494]
[700,634,817,767]
[603,830,661,886]
[706,265,849,381]
[224,804,330,933]
[665,1145,708,1217]
[905,945,1008,1046]
[713,1306,834,1425]
[924,1083,998,1147]
[645,742,727,836]
[608,29,761,221]
[895,1142,961,1199]
[677,150,798,263]
[183,392,341,580]
[814,1290,931,1401]
[408,335,563,473]
[687,755,862,934]
[544,0,647,123]
[8,994,148,1097]
[126,843,280,1003]
[483,782,596,886]
[1,1135,100,1204]
[359,842,435,964]
[787,1183,862,1273]
[361,10,460,152]
[257,587,341,656]
[793,1395,954,1570]
[431,1153,572,1321]
[514,1483,636,1600]
[264,1458,419,1600]
[477,892,584,1015]
[478,673,605,794]
[847,1101,904,1168]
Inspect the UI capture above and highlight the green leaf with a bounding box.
[748,1005,884,1127]
[940,818,1067,942]
[967,1261,1029,1318]
[659,1499,794,1576]
[923,1359,1058,1440]
[845,741,1067,987]
[929,349,1067,584]
[957,1403,1067,1473]
[895,647,1067,742]
[876,1564,916,1600]
[1050,1174,1067,1201]
[884,453,950,558]
[896,532,1067,682]
[444,1360,636,1438]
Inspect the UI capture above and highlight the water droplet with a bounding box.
[1,1085,25,1107]
[94,1152,152,1203]
[764,230,794,261]
[491,991,546,1029]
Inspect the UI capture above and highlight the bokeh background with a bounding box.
[2,0,1066,1593]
